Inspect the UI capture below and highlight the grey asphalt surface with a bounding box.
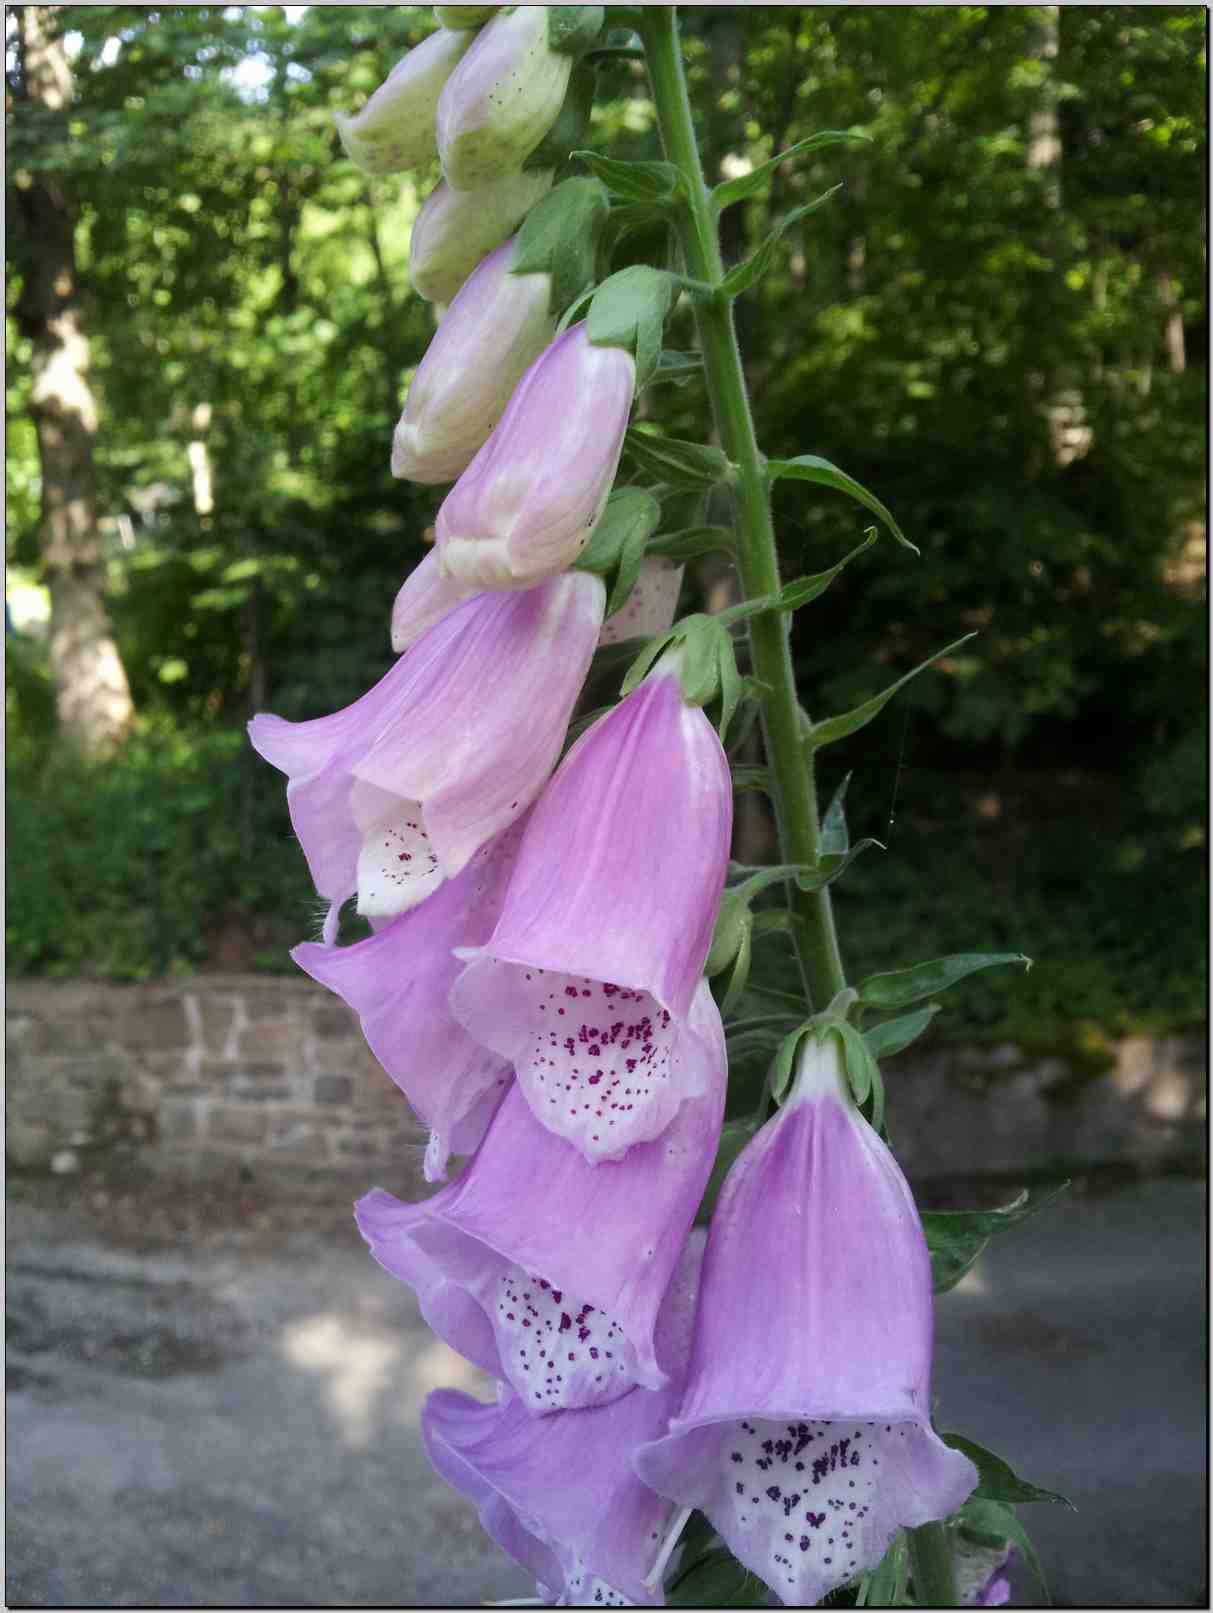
[5,1172,1207,1608]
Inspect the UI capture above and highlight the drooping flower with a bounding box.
[422,1233,706,1606]
[435,6,575,190]
[437,321,635,592]
[292,819,527,1182]
[392,240,557,486]
[410,170,553,305]
[248,573,603,929]
[635,1028,979,1607]
[335,27,470,177]
[598,556,685,647]
[356,979,725,1411]
[450,655,731,1162]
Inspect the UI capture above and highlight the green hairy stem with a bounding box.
[638,5,846,1011]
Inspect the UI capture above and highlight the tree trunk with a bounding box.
[11,5,134,756]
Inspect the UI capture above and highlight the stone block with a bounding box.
[159,1099,199,1143]
[314,1073,353,1106]
[242,989,294,1022]
[195,995,238,1058]
[120,995,190,1050]
[313,1004,357,1040]
[207,1104,269,1147]
[237,1022,303,1062]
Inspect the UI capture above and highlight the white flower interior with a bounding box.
[490,1263,639,1413]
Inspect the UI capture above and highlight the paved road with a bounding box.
[6,1176,1206,1607]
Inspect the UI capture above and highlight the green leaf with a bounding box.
[646,524,735,561]
[863,1002,940,1059]
[856,1528,909,1607]
[942,1433,1074,1508]
[857,950,1031,1011]
[587,264,678,386]
[922,1183,1069,1293]
[650,349,704,386]
[577,487,661,578]
[510,177,610,316]
[573,149,683,203]
[546,5,604,54]
[957,1498,1052,1605]
[776,528,878,611]
[625,427,731,487]
[820,772,851,856]
[766,453,918,553]
[795,836,883,891]
[804,632,978,751]
[667,1548,771,1607]
[719,185,841,298]
[712,128,873,211]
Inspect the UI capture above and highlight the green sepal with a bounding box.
[804,632,978,751]
[855,1528,909,1608]
[922,1183,1069,1294]
[575,487,662,616]
[767,452,918,554]
[863,1002,940,1059]
[833,1019,886,1133]
[667,1547,770,1607]
[716,916,753,1019]
[573,148,683,203]
[586,264,678,386]
[625,426,732,487]
[777,528,878,610]
[546,5,605,55]
[820,772,851,856]
[712,128,873,212]
[510,176,610,317]
[857,951,1031,1012]
[957,1498,1051,1605]
[523,62,595,173]
[647,523,735,561]
[719,185,842,299]
[766,1022,810,1106]
[620,612,739,738]
[942,1432,1074,1509]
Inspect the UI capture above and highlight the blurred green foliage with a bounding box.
[5,5,1206,1031]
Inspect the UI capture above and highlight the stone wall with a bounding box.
[5,976,1206,1184]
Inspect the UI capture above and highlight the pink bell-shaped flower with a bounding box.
[392,240,557,486]
[248,573,603,928]
[335,27,470,176]
[422,1233,707,1606]
[635,1028,979,1606]
[292,819,528,1183]
[450,655,731,1163]
[437,322,634,592]
[389,548,474,653]
[436,5,573,189]
[410,170,553,305]
[355,979,725,1411]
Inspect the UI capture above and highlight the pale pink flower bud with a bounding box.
[436,6,572,189]
[409,170,553,304]
[392,240,557,485]
[437,323,635,590]
[335,28,470,177]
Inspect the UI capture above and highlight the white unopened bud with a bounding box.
[336,28,470,177]
[409,169,553,304]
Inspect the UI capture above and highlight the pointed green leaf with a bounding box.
[767,452,918,553]
[922,1183,1069,1293]
[712,129,873,212]
[857,1528,909,1607]
[719,185,841,298]
[647,523,735,561]
[857,950,1031,1011]
[625,427,731,487]
[776,529,878,611]
[804,633,977,751]
[795,836,883,891]
[820,772,851,856]
[573,149,683,203]
[863,1002,940,1059]
[958,1498,1051,1605]
[650,349,704,386]
[587,264,677,386]
[718,916,753,1019]
[942,1433,1074,1508]
[577,487,661,577]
